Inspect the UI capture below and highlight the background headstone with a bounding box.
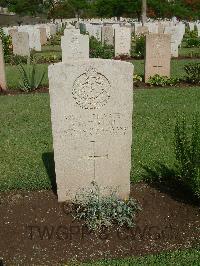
[114,27,131,56]
[0,40,7,90]
[61,30,89,62]
[12,32,30,56]
[102,26,114,46]
[145,34,171,82]
[38,27,47,45]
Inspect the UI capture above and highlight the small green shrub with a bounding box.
[133,74,143,83]
[185,38,200,48]
[175,115,200,198]
[33,54,61,64]
[184,63,200,84]
[148,74,179,87]
[134,35,145,59]
[89,36,114,59]
[143,114,200,200]
[184,29,198,39]
[5,54,28,65]
[0,27,12,56]
[73,183,141,231]
[18,64,45,92]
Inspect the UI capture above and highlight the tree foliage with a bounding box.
[2,0,200,20]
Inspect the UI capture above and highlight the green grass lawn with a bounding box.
[179,47,200,58]
[81,247,200,266]
[1,87,200,190]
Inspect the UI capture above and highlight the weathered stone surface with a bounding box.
[114,27,131,56]
[38,27,47,45]
[135,26,149,36]
[102,26,114,46]
[18,27,41,52]
[8,28,18,38]
[61,30,89,62]
[0,40,7,90]
[145,34,171,82]
[12,32,30,56]
[48,59,133,202]
[85,24,102,41]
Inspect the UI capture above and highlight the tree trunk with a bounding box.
[142,0,147,26]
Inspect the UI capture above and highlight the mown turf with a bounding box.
[81,247,200,266]
[0,94,52,190]
[1,87,200,190]
[132,87,200,182]
[179,47,200,58]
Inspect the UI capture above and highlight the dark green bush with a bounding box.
[0,27,12,56]
[174,115,200,199]
[134,35,145,59]
[185,38,200,48]
[184,63,200,84]
[143,115,200,200]
[5,54,28,65]
[89,36,114,59]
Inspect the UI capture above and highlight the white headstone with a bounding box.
[48,59,133,202]
[12,32,30,56]
[61,30,89,62]
[114,27,131,56]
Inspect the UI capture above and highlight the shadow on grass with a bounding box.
[42,152,57,196]
[142,162,199,206]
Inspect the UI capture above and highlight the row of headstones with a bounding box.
[0,24,171,90]
[79,21,185,58]
[3,23,61,56]
[188,22,200,36]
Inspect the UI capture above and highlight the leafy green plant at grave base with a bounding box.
[148,74,179,87]
[134,35,145,59]
[18,64,45,92]
[133,74,143,83]
[33,54,62,64]
[184,63,200,84]
[143,114,200,200]
[73,182,141,231]
[174,115,200,198]
[0,27,12,56]
[89,36,114,59]
[46,30,63,46]
[4,54,28,65]
[184,29,198,40]
[185,38,200,48]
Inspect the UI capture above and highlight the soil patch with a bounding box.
[0,183,199,265]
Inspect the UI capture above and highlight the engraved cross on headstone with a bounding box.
[88,141,108,179]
